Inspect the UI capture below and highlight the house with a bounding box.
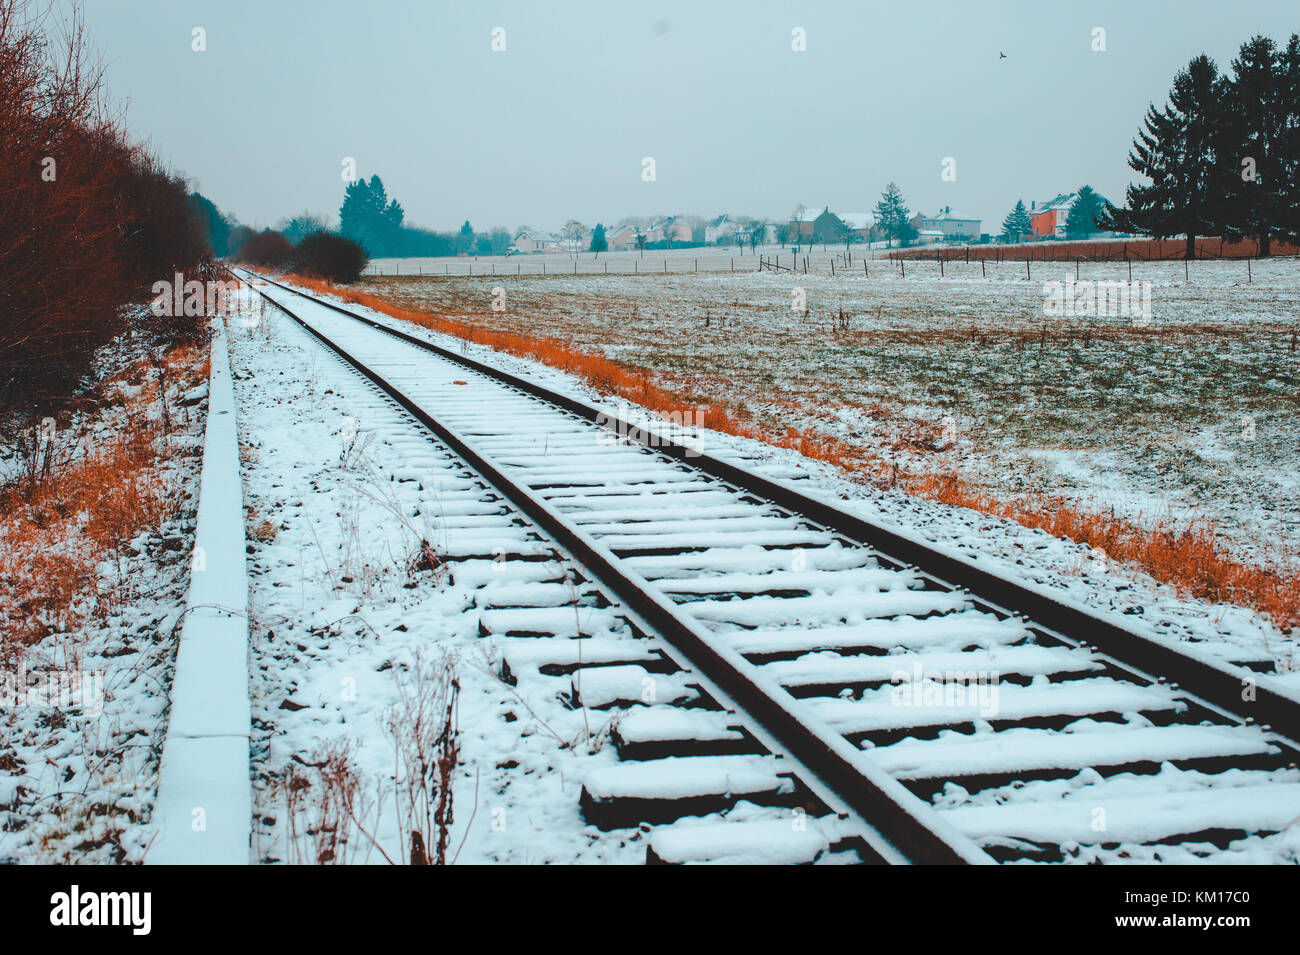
[705,215,742,244]
[790,206,823,240]
[837,212,876,242]
[1030,194,1076,239]
[647,216,692,244]
[732,222,774,247]
[513,230,561,253]
[605,225,638,251]
[910,207,981,241]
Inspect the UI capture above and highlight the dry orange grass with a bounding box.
[0,345,205,661]
[288,274,1300,634]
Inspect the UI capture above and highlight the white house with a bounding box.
[705,215,742,244]
[646,216,691,244]
[838,212,876,241]
[910,207,981,241]
[604,225,638,251]
[513,230,561,253]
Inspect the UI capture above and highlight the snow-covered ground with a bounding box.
[224,276,1298,865]
[0,330,209,864]
[365,256,1300,577]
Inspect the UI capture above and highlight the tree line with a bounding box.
[1101,34,1300,258]
[1,0,213,412]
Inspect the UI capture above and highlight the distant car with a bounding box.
[505,246,521,256]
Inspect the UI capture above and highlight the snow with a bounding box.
[872,722,1277,780]
[150,319,252,865]
[217,273,1299,864]
[582,755,790,802]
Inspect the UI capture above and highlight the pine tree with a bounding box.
[458,220,475,254]
[589,223,608,253]
[1215,36,1285,256]
[874,182,914,247]
[1279,35,1300,245]
[339,175,403,256]
[1064,186,1106,237]
[1000,200,1032,242]
[1100,55,1223,259]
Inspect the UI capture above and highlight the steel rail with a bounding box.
[234,269,992,864]
[245,269,1300,747]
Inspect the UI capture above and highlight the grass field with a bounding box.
[328,255,1300,620]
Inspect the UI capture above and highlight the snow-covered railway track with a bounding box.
[236,269,1300,864]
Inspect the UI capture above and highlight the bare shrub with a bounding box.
[383,649,460,865]
[284,738,375,865]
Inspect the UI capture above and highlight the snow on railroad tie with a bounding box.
[498,637,667,678]
[723,609,1030,658]
[449,559,568,589]
[814,676,1184,736]
[687,589,967,630]
[867,722,1279,783]
[580,755,796,830]
[940,777,1300,850]
[647,817,845,865]
[570,664,699,709]
[612,709,754,760]
[762,645,1102,694]
[565,503,763,524]
[603,528,835,554]
[551,488,739,512]
[657,566,918,597]
[623,542,877,578]
[477,605,622,639]
[472,581,602,610]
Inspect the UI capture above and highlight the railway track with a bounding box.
[233,268,1300,865]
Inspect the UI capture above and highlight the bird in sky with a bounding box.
[999,51,1007,59]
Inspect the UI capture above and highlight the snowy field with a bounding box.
[360,256,1300,575]
[223,278,1298,865]
[367,244,824,277]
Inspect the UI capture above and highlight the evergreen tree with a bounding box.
[1279,35,1300,245]
[1000,199,1032,242]
[457,220,474,254]
[1099,55,1223,259]
[188,192,231,257]
[339,175,404,255]
[1064,186,1106,237]
[589,223,608,253]
[280,212,330,245]
[874,182,914,247]
[1215,36,1286,255]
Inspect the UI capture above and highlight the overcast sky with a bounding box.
[84,0,1297,234]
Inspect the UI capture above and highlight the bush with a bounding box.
[291,232,368,282]
[0,0,212,412]
[235,229,294,267]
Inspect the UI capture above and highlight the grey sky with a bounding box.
[85,0,1298,234]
